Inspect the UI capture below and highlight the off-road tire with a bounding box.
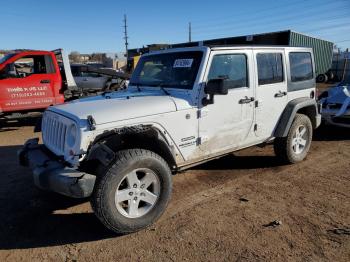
[316,74,328,83]
[91,149,172,234]
[274,114,313,164]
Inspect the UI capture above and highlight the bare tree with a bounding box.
[69,51,81,63]
[90,53,106,63]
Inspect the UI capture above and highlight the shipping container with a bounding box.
[129,30,333,81]
[170,30,334,82]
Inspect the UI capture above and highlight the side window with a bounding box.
[14,57,35,76]
[0,64,13,79]
[9,55,49,78]
[71,66,81,77]
[30,55,47,74]
[0,54,54,79]
[289,52,313,82]
[208,54,248,88]
[81,72,101,78]
[44,55,56,74]
[257,53,283,85]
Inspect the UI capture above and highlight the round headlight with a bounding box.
[67,124,77,147]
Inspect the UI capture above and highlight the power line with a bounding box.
[192,12,350,40]
[191,0,346,30]
[192,5,350,35]
[192,20,350,42]
[190,0,308,26]
[337,39,350,43]
[304,23,350,34]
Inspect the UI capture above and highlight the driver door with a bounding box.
[198,49,255,155]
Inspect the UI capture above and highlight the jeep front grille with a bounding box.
[42,111,69,156]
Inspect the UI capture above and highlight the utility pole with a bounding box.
[342,48,349,82]
[123,14,129,60]
[188,22,192,42]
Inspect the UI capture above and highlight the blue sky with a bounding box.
[2,0,350,53]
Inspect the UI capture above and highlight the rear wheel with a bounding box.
[274,114,313,164]
[91,149,172,233]
[316,74,328,83]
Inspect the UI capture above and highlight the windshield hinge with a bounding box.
[197,109,209,118]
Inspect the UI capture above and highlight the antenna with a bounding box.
[123,14,129,59]
[189,22,192,42]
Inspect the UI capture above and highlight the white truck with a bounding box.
[19,46,321,233]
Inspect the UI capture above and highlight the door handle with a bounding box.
[40,79,51,84]
[239,96,255,104]
[275,91,287,98]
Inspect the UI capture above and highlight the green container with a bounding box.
[171,30,334,77]
[289,31,333,76]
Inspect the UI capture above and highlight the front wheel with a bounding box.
[91,149,172,234]
[274,114,313,164]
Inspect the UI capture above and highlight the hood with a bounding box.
[323,85,350,104]
[49,89,192,125]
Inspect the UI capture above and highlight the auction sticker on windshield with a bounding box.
[173,59,193,68]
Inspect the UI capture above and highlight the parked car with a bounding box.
[70,64,110,92]
[19,46,321,234]
[319,83,350,128]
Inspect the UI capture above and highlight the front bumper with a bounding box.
[322,113,350,128]
[321,105,350,128]
[18,138,96,198]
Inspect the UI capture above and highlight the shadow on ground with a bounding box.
[0,145,116,250]
[194,154,284,171]
[313,124,350,141]
[0,116,41,132]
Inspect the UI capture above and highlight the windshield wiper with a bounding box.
[130,82,170,95]
[149,83,170,96]
[156,83,171,96]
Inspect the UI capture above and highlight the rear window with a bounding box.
[257,53,284,85]
[289,52,313,82]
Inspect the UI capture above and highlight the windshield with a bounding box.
[0,53,16,64]
[130,51,203,89]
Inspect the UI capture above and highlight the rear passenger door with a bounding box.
[254,50,287,139]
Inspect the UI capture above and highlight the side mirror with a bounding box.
[205,78,228,95]
[202,78,228,106]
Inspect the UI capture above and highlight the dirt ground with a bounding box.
[0,90,349,261]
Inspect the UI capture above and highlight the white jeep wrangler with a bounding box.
[19,46,321,233]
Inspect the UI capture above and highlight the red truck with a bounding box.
[0,49,128,117]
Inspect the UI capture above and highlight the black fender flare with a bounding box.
[85,125,178,170]
[274,98,320,137]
